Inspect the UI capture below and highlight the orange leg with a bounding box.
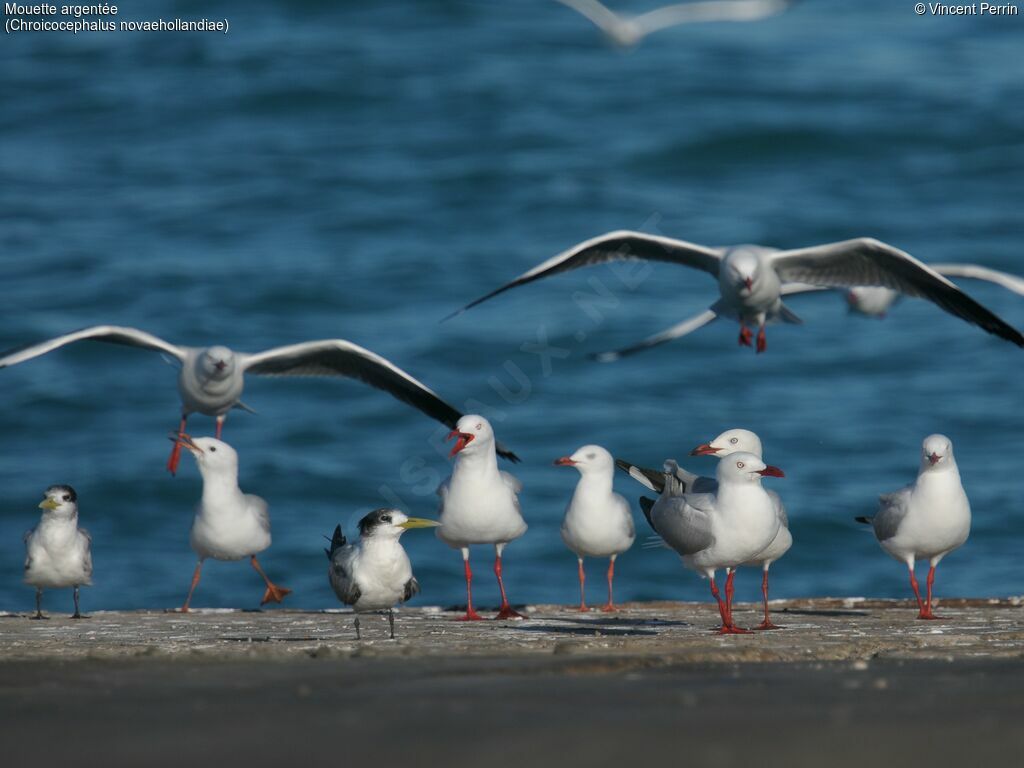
[919,565,942,620]
[179,561,203,613]
[721,570,750,634]
[755,569,782,630]
[494,551,525,620]
[215,414,225,439]
[738,325,753,347]
[600,557,618,612]
[458,553,484,621]
[167,414,188,476]
[576,558,589,612]
[250,555,291,606]
[755,325,767,354]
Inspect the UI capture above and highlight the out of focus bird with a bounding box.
[856,434,970,620]
[173,434,290,612]
[445,231,1024,356]
[554,0,793,47]
[24,485,92,620]
[555,445,635,611]
[437,415,528,620]
[0,326,519,475]
[326,509,440,640]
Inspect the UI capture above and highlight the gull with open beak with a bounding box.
[555,446,635,611]
[326,509,440,640]
[856,435,971,620]
[173,433,290,611]
[437,415,528,620]
[24,485,92,620]
[0,326,519,476]
[638,452,783,633]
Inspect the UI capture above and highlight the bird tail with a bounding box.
[324,525,347,560]
[854,516,873,525]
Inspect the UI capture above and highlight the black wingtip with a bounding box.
[498,448,522,463]
[326,524,347,559]
[439,307,466,324]
[639,497,656,531]
[854,516,873,525]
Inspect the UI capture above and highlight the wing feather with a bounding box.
[0,325,186,368]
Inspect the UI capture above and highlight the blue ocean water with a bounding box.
[0,0,1021,615]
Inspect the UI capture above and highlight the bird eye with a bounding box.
[381,514,392,523]
[62,495,70,502]
[736,461,745,469]
[730,437,738,444]
[209,446,217,452]
[475,423,482,430]
[586,453,596,460]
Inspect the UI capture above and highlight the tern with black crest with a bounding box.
[24,485,92,620]
[326,509,440,640]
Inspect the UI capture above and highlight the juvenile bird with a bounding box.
[555,445,635,611]
[173,434,291,611]
[24,485,92,619]
[326,509,440,640]
[856,434,970,620]
[437,415,528,620]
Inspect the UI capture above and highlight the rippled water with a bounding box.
[1,0,1021,614]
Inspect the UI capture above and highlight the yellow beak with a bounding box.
[38,498,59,511]
[398,518,442,529]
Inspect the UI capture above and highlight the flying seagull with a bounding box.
[555,0,793,47]
[444,231,1024,354]
[0,325,519,473]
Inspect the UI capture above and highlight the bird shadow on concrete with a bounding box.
[776,608,870,617]
[509,623,661,637]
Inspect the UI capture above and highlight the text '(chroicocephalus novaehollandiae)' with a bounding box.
[555,0,793,47]
[444,231,1024,355]
[326,509,441,640]
[619,428,790,629]
[640,451,782,633]
[0,325,520,475]
[437,415,528,621]
[856,434,970,620]
[555,445,635,612]
[173,434,290,612]
[24,485,92,620]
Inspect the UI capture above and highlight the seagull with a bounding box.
[639,451,783,633]
[856,434,970,620]
[619,428,790,629]
[437,414,528,621]
[0,325,520,475]
[24,485,92,620]
[173,434,291,612]
[554,445,635,612]
[325,509,441,640]
[844,263,1024,319]
[555,0,793,47]
[444,231,1024,355]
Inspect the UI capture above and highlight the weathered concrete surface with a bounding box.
[1,598,1022,663]
[2,600,1023,768]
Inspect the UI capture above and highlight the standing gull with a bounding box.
[0,326,519,475]
[173,434,290,612]
[326,509,440,640]
[619,429,790,629]
[856,434,970,620]
[555,445,635,612]
[555,0,792,47]
[437,415,528,620]
[24,485,92,620]
[445,231,1024,353]
[640,452,783,633]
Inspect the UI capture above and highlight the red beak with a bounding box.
[447,430,475,458]
[553,456,576,466]
[928,453,941,465]
[690,443,718,456]
[757,465,785,478]
[743,277,753,291]
[215,360,227,371]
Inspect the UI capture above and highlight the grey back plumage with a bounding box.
[650,493,715,556]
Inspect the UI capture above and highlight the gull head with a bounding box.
[553,444,614,477]
[921,434,954,469]
[716,451,784,484]
[447,414,494,459]
[357,508,440,540]
[199,346,236,379]
[170,433,238,474]
[38,484,78,516]
[724,249,761,296]
[691,428,763,459]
